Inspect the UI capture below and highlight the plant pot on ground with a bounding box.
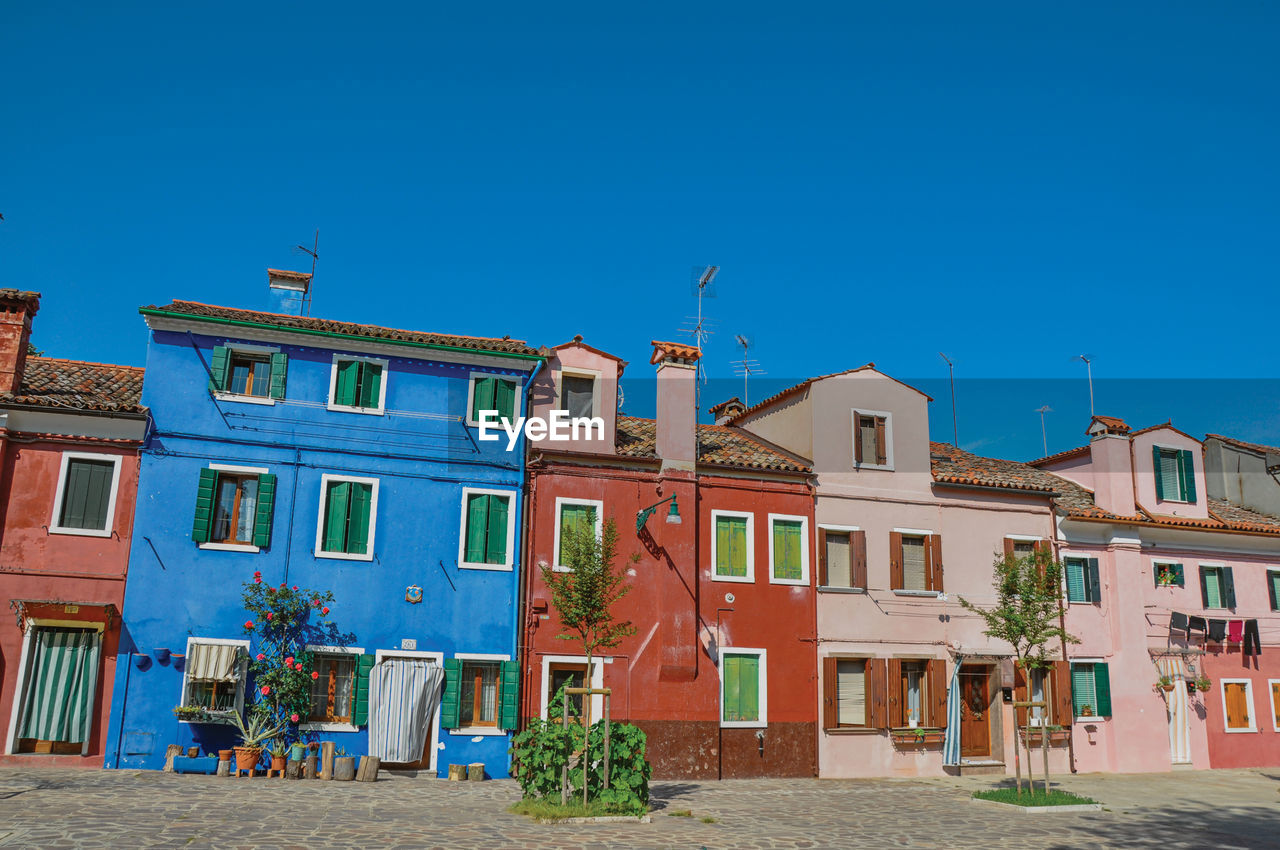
[269,740,288,774]
[228,712,284,775]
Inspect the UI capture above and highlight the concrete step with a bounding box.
[949,760,1006,776]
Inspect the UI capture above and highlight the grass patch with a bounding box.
[667,809,693,818]
[510,798,646,821]
[700,816,718,824]
[973,788,1097,807]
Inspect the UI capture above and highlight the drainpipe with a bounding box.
[1049,512,1077,773]
[514,360,543,733]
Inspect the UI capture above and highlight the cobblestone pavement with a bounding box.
[0,766,1277,848]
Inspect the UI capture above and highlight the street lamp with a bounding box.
[636,495,681,532]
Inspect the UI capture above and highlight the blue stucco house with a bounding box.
[104,271,545,777]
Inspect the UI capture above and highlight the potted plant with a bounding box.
[1157,675,1175,692]
[289,742,307,762]
[229,712,283,773]
[1080,703,1093,717]
[1196,676,1212,693]
[268,739,288,774]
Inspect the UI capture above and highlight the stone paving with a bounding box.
[0,765,1277,848]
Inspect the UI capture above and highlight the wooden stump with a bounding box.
[447,763,467,781]
[320,742,335,780]
[333,756,356,781]
[216,759,230,777]
[285,759,304,780]
[467,763,485,782]
[356,756,380,782]
[162,744,183,773]
[304,755,318,779]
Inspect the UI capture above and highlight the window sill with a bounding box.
[314,550,375,562]
[818,586,866,594]
[298,721,358,733]
[768,577,808,586]
[1066,600,1100,606]
[823,726,879,735]
[721,721,767,729]
[47,525,112,539]
[1073,715,1109,723]
[214,392,276,407]
[326,403,385,416]
[448,727,508,737]
[459,562,514,572]
[853,464,894,472]
[199,542,261,554]
[892,590,941,598]
[1224,727,1259,734]
[710,573,755,584]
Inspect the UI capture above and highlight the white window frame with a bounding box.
[327,354,389,415]
[710,510,756,584]
[538,654,611,721]
[198,463,269,553]
[552,497,603,572]
[817,524,862,591]
[556,367,602,420]
[48,451,124,538]
[851,408,894,470]
[299,644,364,732]
[178,637,250,724]
[1268,679,1280,733]
[450,652,512,737]
[1154,444,1190,504]
[214,342,280,407]
[1152,558,1184,588]
[1200,561,1228,610]
[465,371,523,428]
[1221,678,1257,733]
[313,473,380,562]
[374,649,444,771]
[457,488,517,571]
[767,513,810,586]
[719,647,767,729]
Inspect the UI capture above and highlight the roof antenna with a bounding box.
[733,335,764,406]
[679,265,718,415]
[1076,354,1095,416]
[939,352,958,447]
[291,229,319,316]
[1036,405,1052,457]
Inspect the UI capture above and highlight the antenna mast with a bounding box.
[733,334,764,406]
[1036,405,1052,457]
[939,352,958,447]
[1077,354,1095,416]
[293,229,319,316]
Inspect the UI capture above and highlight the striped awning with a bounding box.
[187,643,242,682]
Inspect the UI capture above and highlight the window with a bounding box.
[1070,662,1112,718]
[208,345,286,401]
[459,489,515,570]
[180,639,248,719]
[900,661,927,728]
[891,531,941,593]
[553,498,602,571]
[315,475,378,560]
[468,373,519,426]
[329,356,386,413]
[1222,680,1256,732]
[1269,680,1280,732]
[459,662,502,727]
[1064,557,1100,604]
[50,452,122,537]
[768,515,809,585]
[1199,565,1236,610]
[819,527,866,589]
[1155,561,1186,588]
[560,373,596,419]
[1269,571,1280,611]
[308,653,356,724]
[1028,668,1047,726]
[852,409,891,467]
[192,466,277,550]
[720,649,766,727]
[711,511,754,582]
[833,659,866,726]
[1153,445,1196,503]
[544,662,588,721]
[1012,540,1036,558]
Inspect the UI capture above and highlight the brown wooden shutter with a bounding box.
[817,528,829,586]
[928,660,948,728]
[1003,537,1016,559]
[875,417,888,465]
[886,658,903,728]
[822,656,838,730]
[929,534,944,592]
[868,659,888,729]
[1051,660,1072,727]
[854,414,864,464]
[1013,661,1028,728]
[889,531,903,590]
[852,530,868,589]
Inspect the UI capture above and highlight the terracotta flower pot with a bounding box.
[1161,683,1175,692]
[234,746,262,772]
[218,749,234,762]
[270,755,286,772]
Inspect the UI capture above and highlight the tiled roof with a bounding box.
[649,340,701,363]
[1207,499,1280,533]
[708,397,744,415]
[1088,415,1131,434]
[0,289,41,309]
[1028,445,1091,467]
[1204,433,1280,456]
[141,301,546,358]
[1,357,145,413]
[929,442,1061,494]
[615,415,811,473]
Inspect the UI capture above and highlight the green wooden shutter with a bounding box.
[322,481,351,552]
[1269,572,1280,611]
[1093,663,1112,717]
[347,483,373,555]
[1223,567,1236,609]
[60,459,112,530]
[722,655,741,721]
[351,654,374,727]
[738,655,760,721]
[441,658,462,729]
[1087,558,1101,603]
[358,363,382,409]
[208,346,229,392]
[485,495,509,565]
[729,518,747,577]
[716,517,733,576]
[268,352,288,400]
[1173,563,1184,586]
[1065,559,1085,602]
[252,473,277,549]
[1152,445,1165,500]
[464,493,489,563]
[1178,449,1196,502]
[471,377,495,420]
[1070,664,1092,716]
[334,360,359,406]
[192,468,218,543]
[773,520,801,580]
[494,378,516,421]
[498,660,519,731]
[1199,566,1211,608]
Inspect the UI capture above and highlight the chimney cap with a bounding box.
[0,289,41,312]
[1087,415,1131,437]
[709,397,746,416]
[650,340,701,365]
[267,268,312,290]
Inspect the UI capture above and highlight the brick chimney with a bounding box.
[267,269,312,316]
[650,341,700,472]
[0,290,41,395]
[1087,416,1136,515]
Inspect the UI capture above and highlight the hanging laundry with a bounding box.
[1228,620,1244,643]
[1207,619,1227,642]
[1187,615,1208,637]
[1243,619,1261,656]
[1169,611,1189,635]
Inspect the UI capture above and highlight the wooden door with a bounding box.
[959,669,991,758]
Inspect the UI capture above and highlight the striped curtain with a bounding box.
[1157,657,1191,764]
[942,656,964,765]
[187,643,241,681]
[368,659,444,763]
[19,628,101,743]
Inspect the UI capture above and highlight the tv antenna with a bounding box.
[1076,354,1095,416]
[939,352,958,447]
[291,229,319,315]
[733,335,765,406]
[1036,405,1052,457]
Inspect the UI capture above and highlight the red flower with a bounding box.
[290,713,299,723]
[321,607,330,616]
[253,571,261,578]
[292,585,298,591]
[266,612,273,620]
[261,685,271,696]
[313,599,321,607]
[256,653,265,661]
[285,656,294,667]
[266,586,274,594]
[311,671,320,680]
[243,621,254,630]
[255,577,262,583]
[279,583,286,590]
[295,663,303,671]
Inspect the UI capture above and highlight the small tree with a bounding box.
[540,518,637,804]
[959,548,1077,796]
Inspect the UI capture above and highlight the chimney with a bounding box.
[1087,416,1136,515]
[0,290,41,395]
[267,269,312,316]
[651,340,700,472]
[709,397,746,425]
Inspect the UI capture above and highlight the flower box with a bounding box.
[1020,727,1071,746]
[890,727,944,747]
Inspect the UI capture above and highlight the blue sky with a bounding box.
[3,2,1278,460]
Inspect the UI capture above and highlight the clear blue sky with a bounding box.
[3,2,1278,460]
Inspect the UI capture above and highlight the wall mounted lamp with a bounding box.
[636,495,681,532]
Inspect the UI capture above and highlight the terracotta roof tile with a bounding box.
[929,442,1061,494]
[0,289,41,308]
[615,416,810,473]
[1204,433,1280,457]
[649,340,701,363]
[266,269,313,283]
[2,357,145,413]
[142,301,546,358]
[1088,415,1131,434]
[708,397,744,415]
[1028,445,1091,467]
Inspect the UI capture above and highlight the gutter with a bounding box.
[514,359,544,734]
[139,307,547,363]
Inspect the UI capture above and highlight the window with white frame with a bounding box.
[49,452,123,537]
[851,409,892,468]
[180,639,248,718]
[558,370,598,420]
[467,373,519,427]
[1153,445,1196,503]
[768,514,808,584]
[460,661,502,727]
[307,649,358,725]
[553,498,602,571]
[720,648,766,727]
[208,343,286,403]
[315,474,379,560]
[1199,564,1236,610]
[328,355,387,414]
[1070,661,1111,718]
[711,510,754,582]
[1268,680,1280,732]
[459,488,516,570]
[1222,679,1256,732]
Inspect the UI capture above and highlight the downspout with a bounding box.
[1049,509,1076,773]
[514,360,543,733]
